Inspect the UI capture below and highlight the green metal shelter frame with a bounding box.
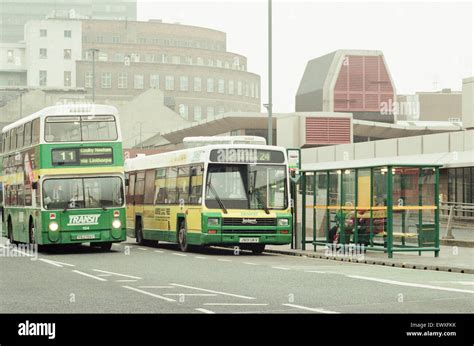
[300,164,441,258]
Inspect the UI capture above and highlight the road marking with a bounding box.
[122,286,176,302]
[39,258,75,267]
[154,250,164,253]
[138,286,175,289]
[164,293,217,297]
[283,303,339,314]
[137,248,148,251]
[430,281,474,286]
[347,275,474,294]
[170,284,256,300]
[243,262,259,266]
[204,303,268,306]
[116,279,138,282]
[97,273,112,277]
[304,270,327,274]
[172,253,187,257]
[72,270,107,282]
[272,266,291,270]
[93,269,142,280]
[218,259,232,262]
[195,256,207,259]
[38,259,63,267]
[196,308,215,314]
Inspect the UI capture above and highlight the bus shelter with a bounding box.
[300,162,441,258]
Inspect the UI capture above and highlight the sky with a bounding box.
[138,0,473,113]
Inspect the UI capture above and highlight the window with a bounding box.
[165,167,178,204]
[44,115,117,142]
[256,84,259,98]
[98,52,108,62]
[190,165,203,204]
[218,79,225,94]
[184,56,192,65]
[7,50,13,63]
[165,76,174,91]
[172,55,181,64]
[207,59,214,67]
[237,81,242,95]
[39,48,47,59]
[112,36,120,44]
[177,166,190,203]
[101,72,112,88]
[216,59,222,68]
[196,57,203,66]
[150,74,159,88]
[40,29,47,37]
[138,37,146,44]
[180,76,188,91]
[24,121,32,147]
[118,72,128,89]
[96,36,103,43]
[207,78,214,92]
[131,53,140,62]
[225,61,230,69]
[32,118,40,144]
[251,83,255,98]
[134,74,144,89]
[207,106,214,118]
[228,80,234,95]
[194,106,202,121]
[193,77,202,92]
[64,30,71,38]
[144,170,156,205]
[64,71,72,87]
[178,104,188,119]
[16,125,24,149]
[154,169,167,204]
[85,71,93,88]
[218,106,225,115]
[64,49,71,59]
[244,83,249,97]
[39,70,47,86]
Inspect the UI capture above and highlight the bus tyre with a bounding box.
[178,221,188,252]
[99,242,113,251]
[251,244,265,255]
[136,222,144,245]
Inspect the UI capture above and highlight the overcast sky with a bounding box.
[138,0,473,113]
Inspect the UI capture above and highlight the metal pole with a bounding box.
[267,0,273,145]
[92,49,96,103]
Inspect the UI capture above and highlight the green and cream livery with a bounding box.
[125,143,292,253]
[0,104,126,250]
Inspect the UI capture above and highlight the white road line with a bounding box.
[218,259,232,262]
[196,308,216,314]
[304,270,327,274]
[243,262,259,265]
[122,286,176,302]
[138,286,175,289]
[137,248,148,251]
[172,253,187,257]
[204,303,268,306]
[116,279,138,282]
[430,281,474,286]
[347,275,474,294]
[97,274,113,277]
[164,293,217,297]
[72,270,107,282]
[40,258,75,267]
[93,269,142,280]
[272,266,290,270]
[283,303,339,314]
[170,283,256,300]
[38,258,63,267]
[154,250,164,253]
[195,256,207,259]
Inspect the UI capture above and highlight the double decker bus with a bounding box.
[0,104,126,250]
[125,144,292,253]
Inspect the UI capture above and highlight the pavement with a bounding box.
[0,236,473,314]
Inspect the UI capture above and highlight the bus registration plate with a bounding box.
[239,237,259,243]
[75,234,97,240]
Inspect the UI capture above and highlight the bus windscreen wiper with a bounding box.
[251,190,270,215]
[207,180,228,214]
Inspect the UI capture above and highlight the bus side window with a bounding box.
[165,167,177,204]
[154,168,167,205]
[24,121,32,147]
[135,172,145,205]
[127,173,136,204]
[32,118,40,145]
[190,165,203,205]
[144,170,156,205]
[177,166,190,204]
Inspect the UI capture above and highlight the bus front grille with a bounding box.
[222,218,277,226]
[221,229,277,234]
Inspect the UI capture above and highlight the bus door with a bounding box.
[126,172,136,230]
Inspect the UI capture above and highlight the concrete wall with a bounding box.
[462,77,474,129]
[276,115,300,148]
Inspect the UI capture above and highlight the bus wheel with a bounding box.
[135,221,144,245]
[178,221,188,252]
[99,242,113,251]
[251,244,265,255]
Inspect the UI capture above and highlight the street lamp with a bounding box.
[87,48,99,103]
[267,0,273,146]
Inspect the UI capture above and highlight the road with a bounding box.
[0,236,473,314]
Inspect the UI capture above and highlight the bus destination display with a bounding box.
[52,147,113,166]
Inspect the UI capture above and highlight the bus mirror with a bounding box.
[32,181,38,189]
[191,168,197,176]
[125,178,130,187]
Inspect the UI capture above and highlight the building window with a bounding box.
[150,74,160,88]
[64,49,72,60]
[96,36,103,43]
[114,53,124,62]
[131,53,140,62]
[40,29,47,37]
[207,59,214,67]
[98,52,108,62]
[118,72,128,89]
[228,80,234,95]
[138,37,146,44]
[218,79,225,94]
[237,81,242,95]
[64,71,71,87]
[39,48,47,59]
[172,55,181,64]
[216,59,222,68]
[251,83,255,98]
[134,74,144,89]
[178,104,188,119]
[207,106,214,118]
[194,77,202,92]
[184,56,192,65]
[196,57,203,66]
[85,71,93,88]
[39,70,47,86]
[225,61,230,69]
[218,106,225,115]
[7,50,13,63]
[207,78,214,93]
[112,36,120,43]
[256,84,259,98]
[165,76,174,90]
[244,83,249,97]
[175,76,187,92]
[101,72,112,89]
[64,30,71,38]
[194,106,202,121]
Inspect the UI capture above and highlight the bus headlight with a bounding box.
[112,219,122,229]
[208,218,219,226]
[278,219,289,226]
[49,222,59,232]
